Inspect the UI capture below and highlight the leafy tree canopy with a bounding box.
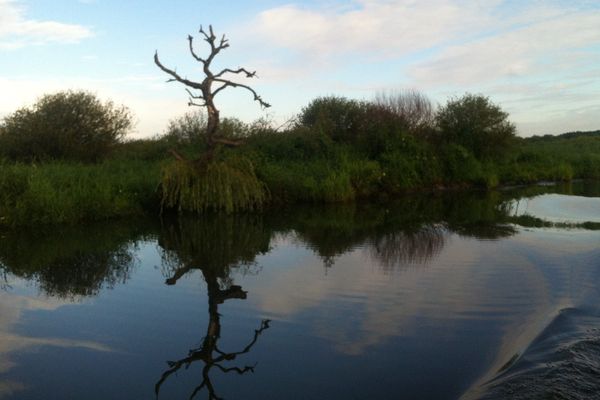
[0,90,132,162]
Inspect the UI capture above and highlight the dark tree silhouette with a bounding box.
[155,218,271,399]
[154,25,270,158]
[155,264,270,399]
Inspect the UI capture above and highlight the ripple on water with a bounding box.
[477,307,600,400]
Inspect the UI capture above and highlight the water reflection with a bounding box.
[0,221,153,298]
[0,182,596,399]
[156,218,270,399]
[0,184,592,298]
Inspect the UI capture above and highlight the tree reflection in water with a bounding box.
[155,216,271,399]
[369,224,447,269]
[0,220,152,298]
[0,186,581,299]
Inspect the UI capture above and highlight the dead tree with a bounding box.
[156,265,270,399]
[154,25,270,158]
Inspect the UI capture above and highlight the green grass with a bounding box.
[0,159,162,226]
[0,125,599,227]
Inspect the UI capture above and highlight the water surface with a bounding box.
[0,182,598,399]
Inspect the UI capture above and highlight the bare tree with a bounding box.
[374,89,435,136]
[156,264,270,399]
[154,25,270,157]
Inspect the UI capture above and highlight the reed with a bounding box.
[160,156,268,214]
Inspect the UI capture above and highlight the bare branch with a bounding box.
[215,364,256,375]
[214,78,271,108]
[188,100,206,107]
[187,35,206,64]
[154,24,271,152]
[214,67,257,79]
[185,88,204,100]
[154,52,202,89]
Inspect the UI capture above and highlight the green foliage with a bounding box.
[0,90,132,162]
[439,144,483,184]
[246,127,338,161]
[435,93,516,160]
[376,134,441,190]
[160,111,254,145]
[257,159,355,203]
[165,110,207,144]
[218,117,248,139]
[298,96,368,142]
[160,157,268,214]
[0,160,160,226]
[575,155,600,179]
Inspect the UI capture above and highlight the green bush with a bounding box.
[163,110,207,145]
[440,144,483,184]
[247,128,337,161]
[0,90,132,162]
[434,93,516,160]
[298,96,368,142]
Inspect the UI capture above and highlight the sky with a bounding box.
[0,0,599,138]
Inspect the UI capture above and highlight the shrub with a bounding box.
[439,144,483,184]
[434,93,516,160]
[163,110,207,145]
[0,90,132,162]
[373,89,435,137]
[247,128,337,162]
[298,96,367,142]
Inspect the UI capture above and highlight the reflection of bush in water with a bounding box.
[369,225,447,269]
[282,192,519,269]
[0,187,543,296]
[281,204,385,266]
[158,215,272,286]
[0,221,152,298]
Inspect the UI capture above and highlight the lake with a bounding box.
[0,181,599,399]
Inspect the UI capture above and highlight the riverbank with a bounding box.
[0,137,598,227]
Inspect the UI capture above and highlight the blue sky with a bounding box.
[1,0,599,138]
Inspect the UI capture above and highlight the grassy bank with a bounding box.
[2,130,598,227]
[1,91,599,226]
[0,159,162,226]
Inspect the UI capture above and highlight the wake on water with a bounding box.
[476,307,600,400]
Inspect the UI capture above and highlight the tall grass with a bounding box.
[160,156,268,214]
[0,160,161,226]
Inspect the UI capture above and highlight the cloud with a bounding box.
[0,290,113,397]
[0,0,93,49]
[251,0,494,63]
[240,0,600,135]
[409,9,600,87]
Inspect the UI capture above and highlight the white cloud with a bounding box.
[410,10,600,87]
[240,0,600,135]
[252,1,493,61]
[0,0,93,49]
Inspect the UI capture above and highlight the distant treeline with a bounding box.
[0,90,599,226]
[527,130,600,141]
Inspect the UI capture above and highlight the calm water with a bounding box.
[0,182,599,399]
